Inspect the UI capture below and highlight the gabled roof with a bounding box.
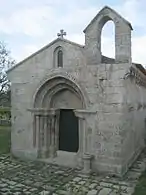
[83,6,133,33]
[133,63,146,76]
[7,38,84,73]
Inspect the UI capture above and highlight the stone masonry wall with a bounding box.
[120,76,146,174]
[8,40,85,159]
[89,63,130,175]
[90,63,146,176]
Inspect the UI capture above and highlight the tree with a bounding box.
[0,42,15,107]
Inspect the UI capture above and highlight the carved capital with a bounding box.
[28,108,60,116]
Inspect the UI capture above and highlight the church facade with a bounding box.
[7,6,146,176]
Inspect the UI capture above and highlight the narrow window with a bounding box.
[53,46,63,68]
[57,50,63,67]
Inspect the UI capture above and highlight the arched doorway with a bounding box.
[32,75,87,162]
[50,87,82,154]
[49,87,82,153]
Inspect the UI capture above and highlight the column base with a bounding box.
[39,148,50,158]
[49,145,57,158]
[81,153,93,174]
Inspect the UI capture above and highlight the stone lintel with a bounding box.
[28,108,60,116]
[74,109,97,119]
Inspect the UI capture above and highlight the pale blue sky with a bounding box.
[0,0,146,65]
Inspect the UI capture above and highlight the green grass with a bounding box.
[0,125,11,154]
[133,171,146,195]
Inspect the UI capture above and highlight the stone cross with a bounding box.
[57,29,66,39]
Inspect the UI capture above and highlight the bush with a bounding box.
[0,107,11,120]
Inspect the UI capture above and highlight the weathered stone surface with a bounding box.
[98,188,111,195]
[87,189,98,195]
[7,5,146,177]
[0,153,145,194]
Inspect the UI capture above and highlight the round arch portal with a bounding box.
[33,75,87,109]
[30,73,89,164]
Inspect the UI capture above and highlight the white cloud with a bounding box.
[132,36,146,66]
[0,6,56,36]
[101,35,146,66]
[114,0,145,28]
[13,44,40,62]
[60,7,98,28]
[1,0,146,67]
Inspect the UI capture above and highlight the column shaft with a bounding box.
[49,115,57,158]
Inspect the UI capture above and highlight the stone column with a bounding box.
[74,109,96,174]
[34,110,48,158]
[28,109,42,158]
[28,108,59,159]
[38,115,44,158]
[48,109,60,158]
[33,115,39,147]
[54,111,60,152]
[82,154,93,174]
[35,114,41,157]
[33,110,45,158]
[41,115,49,158]
[45,116,50,158]
[74,111,85,155]
[49,114,56,158]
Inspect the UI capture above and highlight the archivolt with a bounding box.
[33,72,89,109]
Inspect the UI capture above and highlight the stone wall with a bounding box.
[87,63,129,175]
[88,63,146,176]
[8,39,85,159]
[120,72,146,174]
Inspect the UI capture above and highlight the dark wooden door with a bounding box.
[59,109,79,152]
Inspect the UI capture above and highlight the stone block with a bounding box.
[98,188,112,195]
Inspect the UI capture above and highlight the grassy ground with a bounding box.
[133,171,146,195]
[0,125,10,154]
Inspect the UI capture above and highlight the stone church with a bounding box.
[7,6,146,176]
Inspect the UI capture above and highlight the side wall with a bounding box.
[121,75,146,174]
[89,63,130,175]
[90,63,146,176]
